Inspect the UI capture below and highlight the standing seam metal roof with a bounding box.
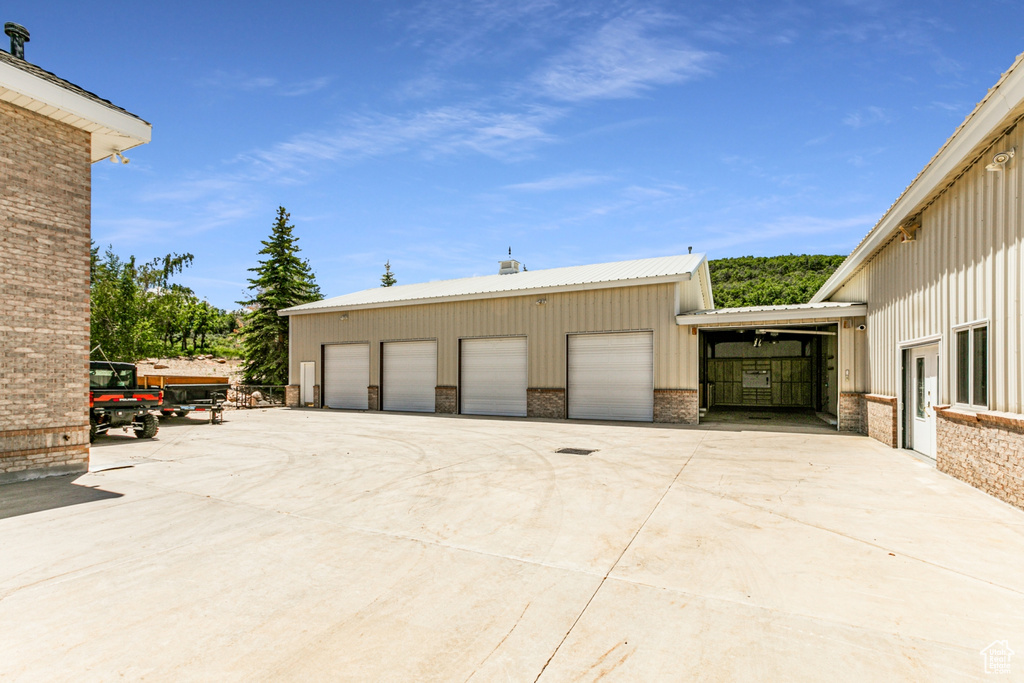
[281,253,706,315]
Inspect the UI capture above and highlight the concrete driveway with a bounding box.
[2,409,1023,681]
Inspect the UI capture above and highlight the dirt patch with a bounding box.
[136,357,245,384]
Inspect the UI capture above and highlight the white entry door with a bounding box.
[460,337,527,417]
[383,340,437,412]
[323,343,369,409]
[908,344,939,458]
[300,362,315,405]
[568,331,654,421]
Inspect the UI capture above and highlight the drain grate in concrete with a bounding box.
[556,448,597,455]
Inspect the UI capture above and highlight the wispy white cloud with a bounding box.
[196,70,332,97]
[669,214,876,254]
[842,106,891,128]
[239,104,562,176]
[504,172,612,192]
[399,0,586,66]
[532,13,714,101]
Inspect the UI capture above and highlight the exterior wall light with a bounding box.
[986,148,1014,172]
[339,314,349,321]
[535,298,547,305]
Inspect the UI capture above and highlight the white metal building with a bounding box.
[282,254,712,424]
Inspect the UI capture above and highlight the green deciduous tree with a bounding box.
[709,254,846,308]
[381,260,397,287]
[238,207,321,385]
[90,244,194,361]
[91,243,240,361]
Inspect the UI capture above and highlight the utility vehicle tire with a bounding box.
[175,411,188,418]
[90,416,97,443]
[135,414,158,439]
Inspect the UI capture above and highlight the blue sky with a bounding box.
[12,1,1023,309]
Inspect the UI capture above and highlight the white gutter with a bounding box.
[811,54,1024,303]
[676,304,867,326]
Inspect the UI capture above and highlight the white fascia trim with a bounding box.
[952,318,989,331]
[898,333,943,348]
[696,257,715,310]
[810,63,1024,303]
[280,273,693,316]
[0,61,151,145]
[676,304,867,326]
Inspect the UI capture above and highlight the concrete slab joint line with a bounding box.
[533,429,710,681]
[7,409,1024,680]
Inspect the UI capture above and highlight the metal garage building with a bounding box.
[281,254,712,424]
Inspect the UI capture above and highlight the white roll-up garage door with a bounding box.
[460,337,527,417]
[323,343,369,410]
[383,340,437,412]
[568,331,654,421]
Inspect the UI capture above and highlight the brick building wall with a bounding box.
[936,408,1024,511]
[0,99,92,482]
[653,389,698,424]
[527,388,565,419]
[866,394,898,447]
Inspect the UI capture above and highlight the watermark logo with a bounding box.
[981,640,1014,675]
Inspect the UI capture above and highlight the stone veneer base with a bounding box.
[936,408,1024,511]
[653,389,699,424]
[865,394,898,447]
[839,392,866,434]
[435,386,457,414]
[527,388,565,419]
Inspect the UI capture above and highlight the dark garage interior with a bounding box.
[699,324,839,428]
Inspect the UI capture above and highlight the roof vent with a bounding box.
[498,259,520,275]
[4,22,29,60]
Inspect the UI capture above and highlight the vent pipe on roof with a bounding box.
[4,22,29,60]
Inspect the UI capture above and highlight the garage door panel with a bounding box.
[568,332,653,421]
[461,337,527,417]
[383,341,437,413]
[323,344,369,410]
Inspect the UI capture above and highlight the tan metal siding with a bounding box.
[289,282,700,391]
[832,124,1023,413]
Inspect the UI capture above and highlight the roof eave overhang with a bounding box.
[280,272,694,316]
[810,55,1024,303]
[0,60,151,162]
[676,304,867,326]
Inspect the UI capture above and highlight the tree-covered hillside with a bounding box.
[709,254,846,308]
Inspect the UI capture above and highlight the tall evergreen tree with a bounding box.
[238,207,321,384]
[381,260,397,287]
